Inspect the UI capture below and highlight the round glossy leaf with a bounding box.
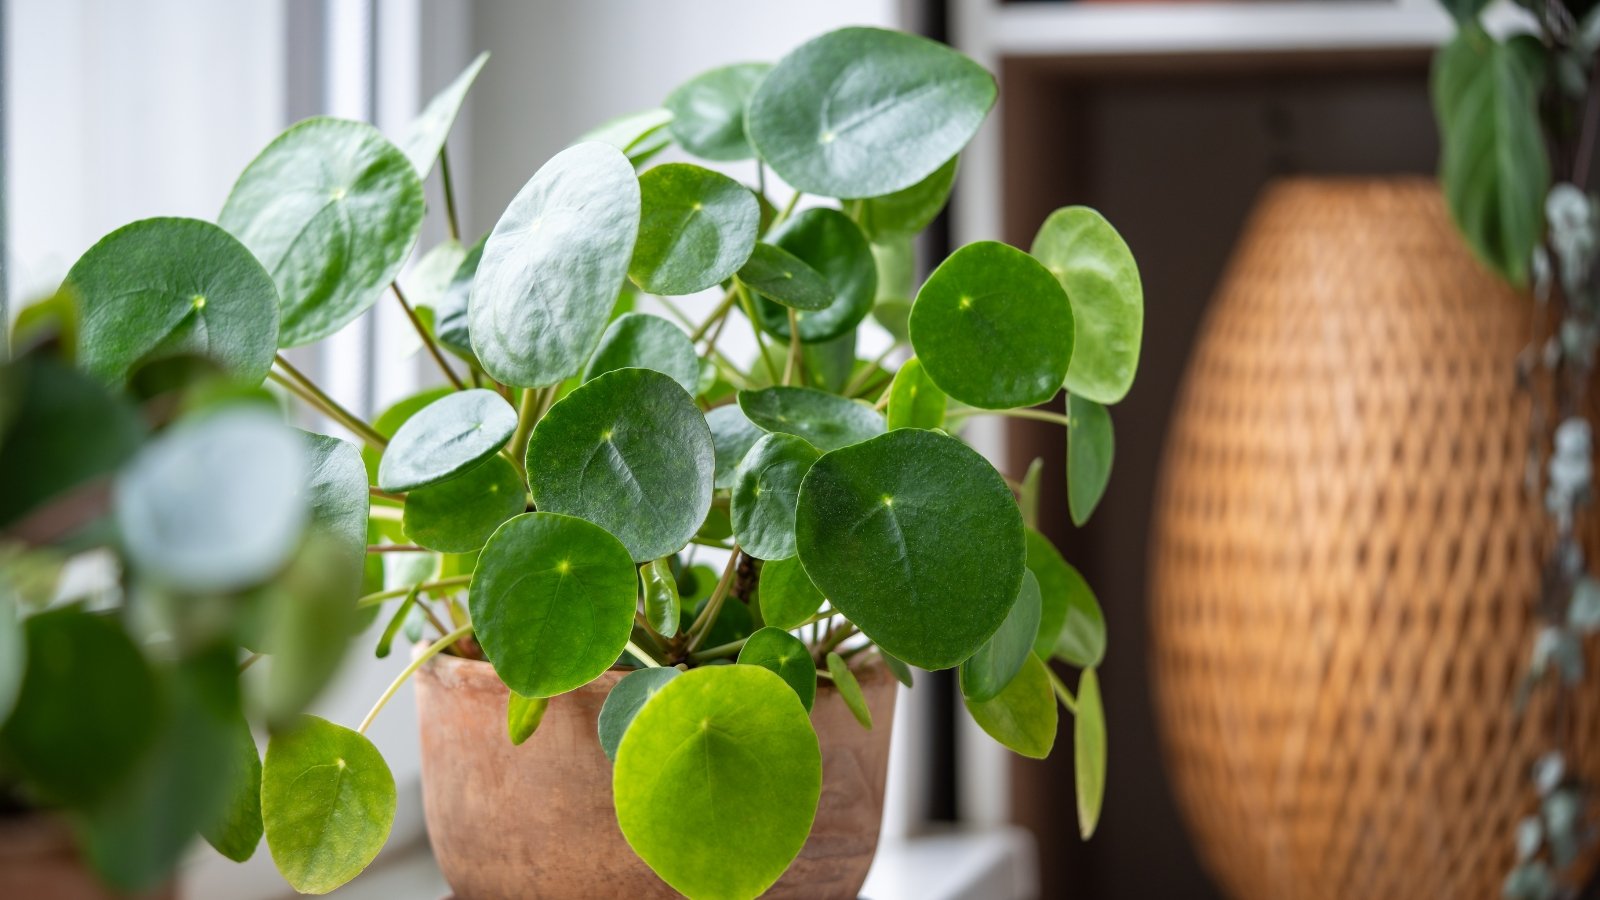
[826,652,873,729]
[67,218,279,384]
[507,692,549,746]
[583,312,699,394]
[731,433,821,561]
[854,155,958,241]
[470,142,640,387]
[959,570,1042,702]
[963,653,1057,760]
[1075,667,1106,839]
[220,117,425,347]
[376,388,516,493]
[527,368,714,562]
[739,627,817,711]
[795,429,1024,670]
[1068,395,1114,527]
[631,164,758,295]
[641,558,681,638]
[262,715,396,894]
[746,27,996,199]
[738,386,885,452]
[402,454,525,553]
[470,512,638,698]
[910,241,1074,410]
[398,52,488,177]
[1030,207,1143,405]
[887,357,946,431]
[597,666,681,763]
[361,386,453,481]
[737,243,834,312]
[754,208,876,343]
[665,63,771,161]
[0,608,158,807]
[614,665,821,900]
[707,403,764,491]
[758,555,825,630]
[117,408,307,593]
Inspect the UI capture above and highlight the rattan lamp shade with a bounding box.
[1150,178,1600,900]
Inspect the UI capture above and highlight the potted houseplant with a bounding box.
[48,25,1143,899]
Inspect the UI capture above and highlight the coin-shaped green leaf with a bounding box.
[887,357,947,431]
[614,665,821,900]
[376,388,516,493]
[262,715,396,894]
[631,164,758,296]
[66,217,279,384]
[707,403,765,490]
[960,570,1042,702]
[598,666,681,763]
[1068,395,1114,527]
[826,652,873,729]
[747,27,996,199]
[739,627,817,711]
[220,117,424,347]
[665,63,771,161]
[1031,207,1142,405]
[754,208,876,343]
[398,52,488,177]
[506,692,549,747]
[758,555,825,631]
[201,708,263,863]
[360,385,453,481]
[1075,667,1106,838]
[470,142,640,387]
[736,242,834,312]
[527,368,713,562]
[402,454,525,553]
[795,429,1024,670]
[964,653,1057,759]
[731,433,821,561]
[911,241,1074,410]
[853,155,958,241]
[738,386,884,453]
[641,557,681,638]
[583,312,700,394]
[470,512,638,698]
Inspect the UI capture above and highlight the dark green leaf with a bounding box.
[887,357,946,430]
[853,155,958,241]
[631,164,759,295]
[754,208,876,343]
[376,388,516,493]
[1067,395,1113,526]
[692,591,754,650]
[1031,207,1143,405]
[470,142,641,387]
[398,52,488,177]
[583,312,700,394]
[470,513,637,697]
[795,428,1024,670]
[960,570,1043,702]
[528,368,714,562]
[402,454,525,553]
[220,117,425,346]
[879,650,915,688]
[826,651,872,729]
[613,666,820,898]
[758,555,825,630]
[1075,667,1106,838]
[1024,528,1104,666]
[66,217,279,384]
[911,241,1074,410]
[731,433,821,560]
[202,709,264,863]
[802,329,858,393]
[739,627,817,711]
[738,385,885,452]
[598,666,681,763]
[964,653,1057,759]
[507,691,549,746]
[641,558,681,639]
[747,27,996,198]
[707,402,765,490]
[737,242,835,311]
[665,63,771,161]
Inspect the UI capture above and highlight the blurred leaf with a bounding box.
[664,63,770,161]
[1074,667,1107,839]
[398,52,488,177]
[202,709,263,863]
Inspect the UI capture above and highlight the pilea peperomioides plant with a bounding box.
[48,27,1142,899]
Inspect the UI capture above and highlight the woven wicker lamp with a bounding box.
[1150,178,1600,899]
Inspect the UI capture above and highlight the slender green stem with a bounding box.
[268,370,388,451]
[815,622,858,659]
[689,609,834,662]
[685,549,741,652]
[357,575,473,609]
[359,623,474,734]
[366,544,428,554]
[508,387,542,473]
[439,144,463,243]
[842,342,901,397]
[273,354,388,447]
[954,407,1072,428]
[1046,666,1079,715]
[239,652,263,673]
[392,281,466,390]
[770,191,803,234]
[627,641,664,668]
[688,536,734,550]
[735,282,782,385]
[690,287,739,341]
[873,381,894,411]
[702,306,732,366]
[757,162,767,198]
[658,296,752,385]
[784,308,803,385]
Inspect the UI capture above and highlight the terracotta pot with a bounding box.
[0,813,173,900]
[415,650,898,899]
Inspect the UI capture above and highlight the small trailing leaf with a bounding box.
[631,164,759,295]
[879,650,915,688]
[506,692,549,746]
[853,155,958,241]
[754,208,877,343]
[740,627,818,711]
[1024,530,1104,666]
[527,368,714,562]
[598,666,682,763]
[262,716,396,895]
[398,52,489,177]
[960,570,1043,702]
[758,555,825,630]
[707,403,766,490]
[737,242,835,311]
[471,513,638,698]
[1031,207,1143,405]
[795,429,1025,670]
[731,433,822,560]
[641,558,681,638]
[373,586,417,660]
[67,217,279,384]
[827,651,872,729]
[220,117,425,347]
[578,108,674,163]
[887,357,946,431]
[911,240,1074,410]
[665,63,771,161]
[202,710,264,863]
[402,454,526,553]
[1067,395,1114,526]
[613,666,820,899]
[1019,458,1044,530]
[747,27,996,198]
[964,653,1057,759]
[376,389,517,493]
[470,142,641,387]
[1075,667,1107,838]
[738,385,885,452]
[583,312,700,394]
